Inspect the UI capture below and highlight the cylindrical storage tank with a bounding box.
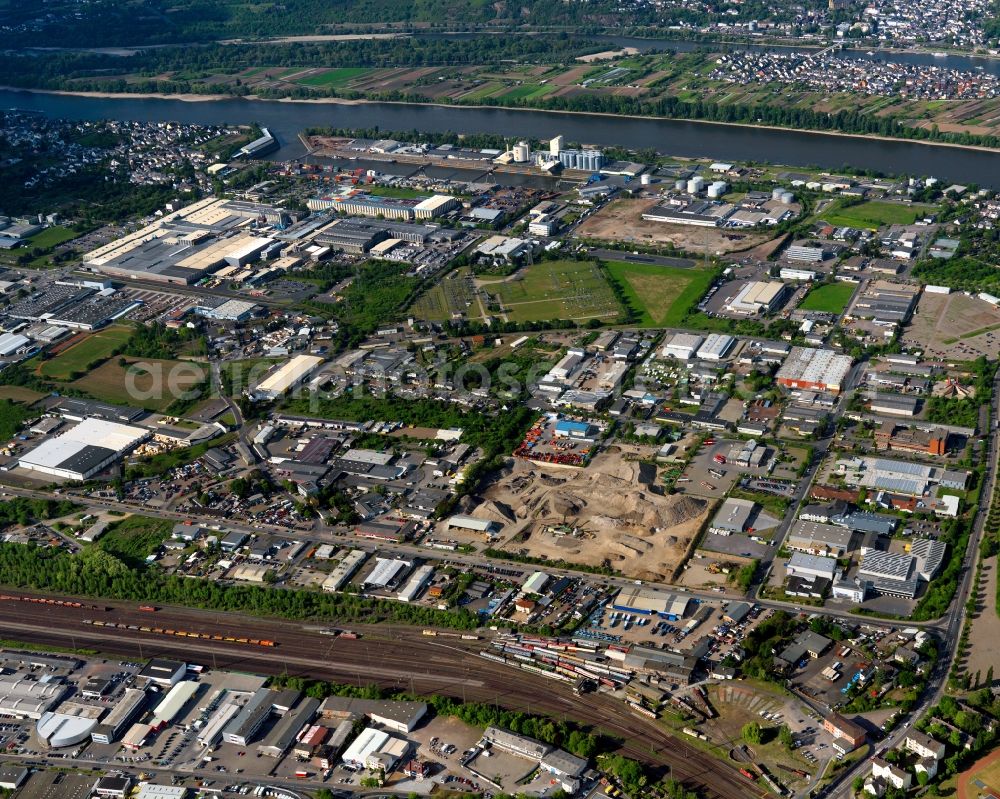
[512,142,530,163]
[780,190,795,204]
[640,173,652,185]
[772,187,785,201]
[675,179,686,191]
[687,177,705,194]
[707,184,723,199]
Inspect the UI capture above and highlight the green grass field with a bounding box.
[498,83,555,101]
[798,282,856,313]
[38,326,133,380]
[481,260,622,323]
[96,515,173,568]
[604,261,714,327]
[70,357,207,413]
[295,67,371,87]
[820,200,937,229]
[0,386,46,404]
[364,185,431,200]
[27,225,79,249]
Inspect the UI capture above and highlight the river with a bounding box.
[3,88,999,186]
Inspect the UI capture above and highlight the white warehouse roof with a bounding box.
[254,354,324,398]
[18,418,150,480]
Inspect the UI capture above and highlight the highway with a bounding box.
[0,594,769,799]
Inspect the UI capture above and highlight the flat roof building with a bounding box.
[18,418,150,481]
[726,281,788,315]
[787,520,854,557]
[710,497,757,534]
[252,355,324,400]
[786,551,837,581]
[222,688,273,747]
[662,332,704,361]
[776,347,853,394]
[696,333,736,361]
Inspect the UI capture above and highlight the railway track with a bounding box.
[0,592,765,799]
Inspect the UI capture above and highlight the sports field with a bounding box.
[604,261,714,327]
[295,67,371,87]
[820,200,937,229]
[958,746,1000,799]
[797,282,856,313]
[480,260,623,323]
[70,357,207,413]
[38,325,133,380]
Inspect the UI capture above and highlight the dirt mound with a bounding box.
[481,450,712,581]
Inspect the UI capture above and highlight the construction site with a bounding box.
[472,447,711,581]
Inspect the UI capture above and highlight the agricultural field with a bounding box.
[797,282,856,314]
[411,267,485,323]
[477,259,623,323]
[37,325,133,380]
[293,67,373,87]
[604,260,714,327]
[70,356,207,413]
[819,200,938,229]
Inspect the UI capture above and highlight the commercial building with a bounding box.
[136,785,188,799]
[662,332,704,361]
[786,552,837,582]
[398,564,434,602]
[858,551,919,598]
[257,696,321,758]
[37,711,98,748]
[725,281,788,315]
[222,688,273,746]
[91,688,147,744]
[613,587,692,619]
[482,726,552,759]
[139,659,186,687]
[710,497,757,534]
[362,557,412,590]
[476,235,534,262]
[152,681,199,728]
[873,422,947,455]
[776,347,854,394]
[318,696,427,734]
[696,333,736,361]
[413,195,460,219]
[18,418,151,481]
[321,549,368,592]
[786,521,854,557]
[0,673,65,719]
[823,713,867,753]
[252,354,325,400]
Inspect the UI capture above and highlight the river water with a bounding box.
[3,88,999,186]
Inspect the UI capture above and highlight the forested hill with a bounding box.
[0,0,793,48]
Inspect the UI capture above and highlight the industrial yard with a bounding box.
[575,197,774,253]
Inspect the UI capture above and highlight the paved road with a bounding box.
[820,367,1000,799]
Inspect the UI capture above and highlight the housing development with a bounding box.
[1,48,1000,799]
